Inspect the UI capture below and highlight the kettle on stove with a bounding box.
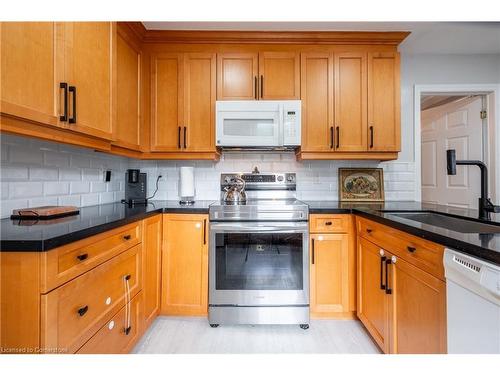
[223,176,247,204]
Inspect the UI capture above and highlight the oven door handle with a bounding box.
[209,222,308,232]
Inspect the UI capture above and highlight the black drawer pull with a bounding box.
[77,305,88,317]
[76,253,88,261]
[325,221,333,226]
[366,228,373,233]
[123,235,132,240]
[124,326,131,336]
[407,246,416,253]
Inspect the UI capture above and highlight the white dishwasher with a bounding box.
[444,248,500,353]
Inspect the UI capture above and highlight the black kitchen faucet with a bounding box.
[446,149,500,220]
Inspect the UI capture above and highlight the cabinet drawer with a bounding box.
[77,291,143,354]
[41,244,142,353]
[356,217,444,280]
[310,214,351,233]
[41,222,141,292]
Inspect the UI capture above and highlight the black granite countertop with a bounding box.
[2,200,499,265]
[0,200,214,252]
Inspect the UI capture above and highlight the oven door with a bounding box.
[209,221,309,307]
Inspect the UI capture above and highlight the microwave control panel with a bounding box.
[283,101,301,146]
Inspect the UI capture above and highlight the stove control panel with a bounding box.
[220,172,296,191]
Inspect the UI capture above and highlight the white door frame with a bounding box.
[414,84,500,202]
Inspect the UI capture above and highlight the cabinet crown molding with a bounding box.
[122,24,410,45]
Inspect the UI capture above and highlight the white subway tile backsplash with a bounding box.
[0,135,416,218]
[43,181,70,196]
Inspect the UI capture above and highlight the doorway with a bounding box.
[414,84,500,209]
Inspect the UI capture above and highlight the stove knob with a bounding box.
[287,174,295,182]
[277,175,284,182]
[224,176,232,183]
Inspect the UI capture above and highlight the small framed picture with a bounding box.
[339,168,385,202]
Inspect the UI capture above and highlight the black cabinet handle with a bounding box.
[330,126,334,149]
[380,256,386,290]
[385,258,392,294]
[183,126,187,149]
[60,82,68,122]
[123,234,131,240]
[68,86,77,124]
[178,126,181,149]
[125,274,131,281]
[260,75,263,98]
[366,228,373,233]
[76,253,88,261]
[311,238,315,265]
[325,221,332,226]
[254,76,258,100]
[203,219,207,245]
[369,125,374,148]
[407,246,416,253]
[124,326,131,336]
[77,305,88,317]
[336,126,340,148]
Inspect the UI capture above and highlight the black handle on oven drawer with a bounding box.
[380,256,386,290]
[68,85,77,124]
[311,238,315,265]
[385,258,392,294]
[77,305,89,317]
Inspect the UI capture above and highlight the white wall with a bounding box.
[399,53,500,162]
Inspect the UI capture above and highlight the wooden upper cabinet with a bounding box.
[390,256,447,354]
[150,53,184,152]
[62,22,115,140]
[259,52,300,99]
[367,52,400,152]
[217,53,258,100]
[357,237,390,353]
[161,214,208,316]
[114,27,141,151]
[310,234,350,316]
[334,53,367,151]
[0,22,63,127]
[184,53,216,152]
[300,53,333,152]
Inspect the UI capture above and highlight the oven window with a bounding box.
[215,233,303,290]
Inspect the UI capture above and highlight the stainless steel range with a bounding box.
[208,172,310,329]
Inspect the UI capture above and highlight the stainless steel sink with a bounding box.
[379,211,500,234]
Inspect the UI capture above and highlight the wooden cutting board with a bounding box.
[11,206,80,220]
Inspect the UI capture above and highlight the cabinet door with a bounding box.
[357,237,390,353]
[300,53,333,152]
[0,22,63,127]
[334,53,367,151]
[142,215,162,328]
[310,234,349,316]
[184,53,216,152]
[62,22,115,140]
[217,53,258,100]
[150,53,184,151]
[161,214,208,316]
[367,52,400,152]
[114,27,141,151]
[259,52,300,99]
[390,256,447,354]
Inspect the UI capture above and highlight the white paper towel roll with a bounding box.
[179,167,195,199]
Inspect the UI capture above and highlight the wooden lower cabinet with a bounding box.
[77,291,143,354]
[309,214,356,318]
[357,237,390,352]
[161,214,208,316]
[357,230,447,354]
[142,215,162,328]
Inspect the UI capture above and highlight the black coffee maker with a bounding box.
[125,169,147,205]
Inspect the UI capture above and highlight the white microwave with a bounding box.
[215,100,301,149]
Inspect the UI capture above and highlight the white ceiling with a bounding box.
[142,22,500,54]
